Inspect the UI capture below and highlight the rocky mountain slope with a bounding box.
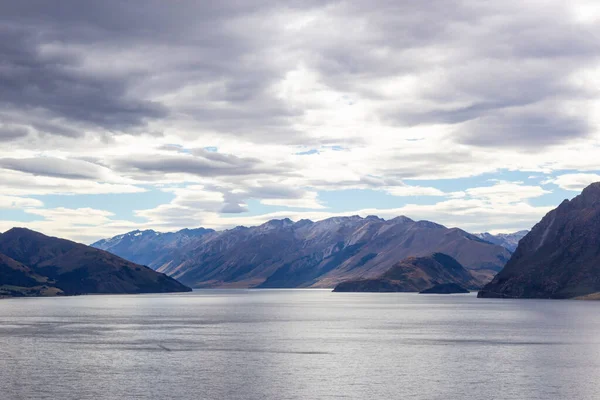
[0,228,191,297]
[479,182,600,299]
[93,215,510,289]
[333,253,478,292]
[474,231,529,252]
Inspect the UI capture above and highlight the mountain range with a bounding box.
[6,181,598,299]
[479,182,600,299]
[93,215,513,289]
[0,228,191,297]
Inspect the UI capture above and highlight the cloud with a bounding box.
[0,207,136,244]
[2,191,552,243]
[0,23,167,136]
[385,185,445,197]
[220,202,249,214]
[457,108,590,149]
[1,0,600,242]
[547,173,600,191]
[464,182,550,204]
[141,183,326,220]
[0,1,326,144]
[260,191,325,209]
[0,157,113,180]
[2,0,596,149]
[110,148,292,178]
[0,195,43,209]
[303,0,600,149]
[25,207,115,225]
[0,169,145,196]
[0,125,30,142]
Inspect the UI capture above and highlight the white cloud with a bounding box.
[464,182,550,204]
[384,186,446,197]
[0,169,145,196]
[0,207,131,244]
[260,192,326,209]
[547,173,600,191]
[0,195,43,209]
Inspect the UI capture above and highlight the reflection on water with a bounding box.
[1,290,600,400]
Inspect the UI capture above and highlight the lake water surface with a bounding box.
[1,290,600,399]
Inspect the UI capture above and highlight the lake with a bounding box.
[1,290,599,399]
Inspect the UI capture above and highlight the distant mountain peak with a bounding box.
[294,219,314,228]
[258,218,294,231]
[3,227,45,237]
[567,182,600,209]
[473,230,529,252]
[415,220,445,229]
[176,227,215,236]
[129,229,157,236]
[389,216,415,224]
[322,215,363,224]
[581,181,600,196]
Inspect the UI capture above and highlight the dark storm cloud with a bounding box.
[0,24,167,135]
[0,0,327,142]
[220,202,248,214]
[245,184,306,200]
[0,0,597,147]
[457,111,591,149]
[0,126,29,142]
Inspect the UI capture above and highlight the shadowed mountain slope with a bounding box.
[333,253,479,292]
[479,182,600,299]
[0,228,191,297]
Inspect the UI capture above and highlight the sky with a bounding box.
[1,0,600,244]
